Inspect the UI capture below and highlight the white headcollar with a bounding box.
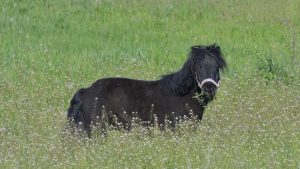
[196,76,220,89]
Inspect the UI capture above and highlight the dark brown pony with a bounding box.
[67,44,227,136]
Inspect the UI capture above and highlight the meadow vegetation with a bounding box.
[0,0,300,168]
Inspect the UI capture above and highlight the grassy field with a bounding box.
[1,0,300,168]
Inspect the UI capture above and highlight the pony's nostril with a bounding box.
[208,86,215,92]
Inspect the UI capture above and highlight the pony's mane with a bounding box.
[160,44,227,96]
[189,44,227,70]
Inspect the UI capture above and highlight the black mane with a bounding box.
[189,44,227,70]
[161,44,227,96]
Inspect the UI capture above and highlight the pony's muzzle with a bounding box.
[201,82,217,98]
[197,78,219,99]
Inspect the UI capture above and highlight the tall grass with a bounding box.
[0,0,300,168]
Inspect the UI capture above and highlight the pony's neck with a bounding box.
[160,66,197,96]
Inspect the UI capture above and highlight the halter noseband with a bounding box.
[196,75,220,89]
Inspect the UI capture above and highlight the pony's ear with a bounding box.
[210,45,221,56]
[191,46,202,50]
[190,46,205,59]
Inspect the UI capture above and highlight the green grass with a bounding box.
[1,0,300,168]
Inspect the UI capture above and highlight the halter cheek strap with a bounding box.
[196,75,220,89]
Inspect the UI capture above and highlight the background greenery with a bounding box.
[0,0,299,168]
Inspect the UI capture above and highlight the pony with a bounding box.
[67,44,227,136]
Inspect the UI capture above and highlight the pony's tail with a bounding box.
[67,88,86,126]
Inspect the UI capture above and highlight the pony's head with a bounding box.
[190,44,227,99]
